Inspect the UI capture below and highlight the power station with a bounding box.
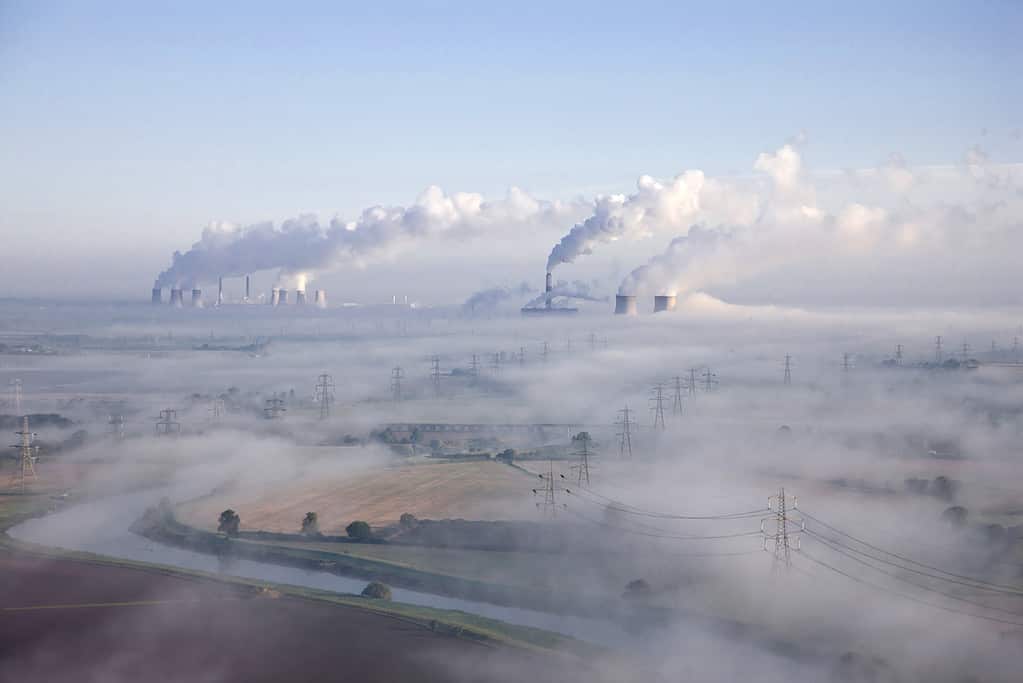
[521,271,578,316]
[151,277,326,309]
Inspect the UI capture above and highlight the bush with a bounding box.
[346,520,372,540]
[218,509,240,537]
[942,506,968,526]
[361,581,392,600]
[623,578,652,599]
[399,513,418,529]
[301,512,319,536]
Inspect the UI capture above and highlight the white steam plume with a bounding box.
[158,186,577,288]
[523,279,607,307]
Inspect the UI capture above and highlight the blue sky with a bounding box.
[0,1,1020,297]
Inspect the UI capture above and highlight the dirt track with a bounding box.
[0,553,588,683]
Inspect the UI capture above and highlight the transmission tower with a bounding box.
[935,335,943,363]
[1014,336,1020,364]
[588,332,597,351]
[108,414,125,440]
[490,352,501,375]
[263,394,286,420]
[842,353,851,372]
[10,416,39,491]
[650,383,666,430]
[671,376,684,416]
[783,355,792,385]
[762,488,803,570]
[960,343,970,363]
[688,368,698,396]
[209,398,225,422]
[519,346,526,367]
[10,379,22,415]
[542,341,550,363]
[895,344,903,365]
[616,406,634,459]
[571,432,593,486]
[155,408,181,435]
[390,366,404,401]
[532,460,569,519]
[469,354,480,384]
[430,356,442,396]
[702,368,718,393]
[315,373,335,419]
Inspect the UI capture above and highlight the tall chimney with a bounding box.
[217,277,224,306]
[169,288,183,306]
[545,271,553,309]
[314,289,326,307]
[151,282,162,305]
[653,294,677,313]
[614,294,637,316]
[270,287,280,306]
[295,290,307,305]
[245,275,251,301]
[278,289,289,305]
[191,288,203,307]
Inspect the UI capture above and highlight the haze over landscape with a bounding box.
[1,2,1022,682]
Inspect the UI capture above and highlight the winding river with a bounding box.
[9,489,631,647]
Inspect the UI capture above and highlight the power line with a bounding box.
[569,485,764,520]
[763,488,802,570]
[532,460,569,519]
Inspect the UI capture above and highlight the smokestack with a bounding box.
[217,277,224,306]
[151,283,162,305]
[653,294,677,313]
[191,288,203,307]
[314,289,326,307]
[245,275,251,301]
[169,288,183,306]
[295,290,306,305]
[278,288,289,305]
[614,294,637,316]
[545,271,553,309]
[270,287,280,306]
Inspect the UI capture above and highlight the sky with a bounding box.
[0,1,1020,300]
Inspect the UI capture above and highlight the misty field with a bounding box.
[180,460,537,532]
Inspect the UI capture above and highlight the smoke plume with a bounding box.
[158,187,576,288]
[461,283,534,314]
[524,279,607,307]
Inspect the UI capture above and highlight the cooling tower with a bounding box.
[191,288,203,307]
[169,288,183,306]
[314,289,326,307]
[295,290,307,305]
[653,295,677,313]
[270,287,280,306]
[614,294,637,316]
[278,289,289,305]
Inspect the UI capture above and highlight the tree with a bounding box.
[361,581,392,600]
[218,509,240,537]
[346,520,372,540]
[399,512,418,529]
[301,511,319,536]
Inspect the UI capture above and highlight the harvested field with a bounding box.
[180,460,537,533]
[0,553,592,683]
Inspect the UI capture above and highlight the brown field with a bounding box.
[180,460,538,534]
[0,553,589,683]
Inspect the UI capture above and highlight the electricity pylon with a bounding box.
[935,335,943,363]
[430,356,442,396]
[542,341,550,363]
[490,352,501,375]
[688,368,698,396]
[10,416,39,491]
[156,408,182,435]
[571,432,593,486]
[650,383,666,430]
[263,394,286,420]
[702,368,718,393]
[671,376,684,416]
[390,366,404,401]
[108,414,125,440]
[588,333,597,351]
[783,355,792,385]
[519,346,526,367]
[842,353,851,372]
[532,460,569,519]
[469,354,480,384]
[315,373,335,419]
[209,398,225,422]
[10,379,22,415]
[960,343,970,363]
[616,406,634,459]
[762,488,803,570]
[895,344,903,365]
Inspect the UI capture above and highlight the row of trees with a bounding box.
[217,509,385,540]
